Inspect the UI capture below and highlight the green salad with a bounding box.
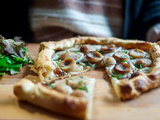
[0,35,34,75]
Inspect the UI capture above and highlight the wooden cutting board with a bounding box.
[1,43,160,120]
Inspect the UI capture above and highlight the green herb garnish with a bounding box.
[70,77,73,80]
[118,74,122,79]
[122,50,128,54]
[122,60,127,63]
[0,35,34,75]
[135,64,142,69]
[111,75,116,77]
[91,64,95,68]
[84,61,89,67]
[49,84,54,88]
[77,85,88,92]
[130,56,133,59]
[98,50,102,53]
[58,59,62,62]
[79,80,83,84]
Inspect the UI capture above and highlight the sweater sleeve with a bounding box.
[123,0,160,40]
[141,0,160,37]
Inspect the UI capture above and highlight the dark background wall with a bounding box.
[0,0,31,42]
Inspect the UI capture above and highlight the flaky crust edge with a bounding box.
[36,36,153,83]
[14,78,95,119]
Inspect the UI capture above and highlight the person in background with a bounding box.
[1,0,160,43]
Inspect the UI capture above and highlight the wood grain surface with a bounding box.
[1,43,160,120]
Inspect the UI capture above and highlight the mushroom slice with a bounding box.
[86,51,103,63]
[60,52,80,60]
[59,58,76,71]
[60,52,84,62]
[135,58,152,68]
[66,76,89,89]
[80,44,100,54]
[114,63,131,74]
[101,45,116,53]
[113,51,129,62]
[80,45,90,54]
[129,49,145,58]
[53,83,73,94]
[103,56,116,67]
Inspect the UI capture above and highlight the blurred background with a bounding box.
[0,0,160,43]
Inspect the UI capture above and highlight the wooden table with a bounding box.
[1,43,160,120]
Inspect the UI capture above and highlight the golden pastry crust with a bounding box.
[36,36,153,83]
[14,78,95,119]
[36,36,160,100]
[106,44,160,100]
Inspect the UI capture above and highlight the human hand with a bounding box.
[147,24,160,42]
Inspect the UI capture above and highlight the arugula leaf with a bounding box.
[0,35,34,75]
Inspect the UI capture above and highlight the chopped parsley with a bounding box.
[79,80,83,84]
[122,60,127,63]
[122,50,128,54]
[91,64,95,68]
[118,74,122,79]
[111,74,122,79]
[135,64,142,69]
[57,62,60,65]
[84,61,89,67]
[77,85,88,92]
[98,50,102,53]
[49,84,54,88]
[130,56,134,59]
[111,75,116,78]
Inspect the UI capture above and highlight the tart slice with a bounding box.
[14,75,95,119]
[35,36,160,100]
[105,44,160,100]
